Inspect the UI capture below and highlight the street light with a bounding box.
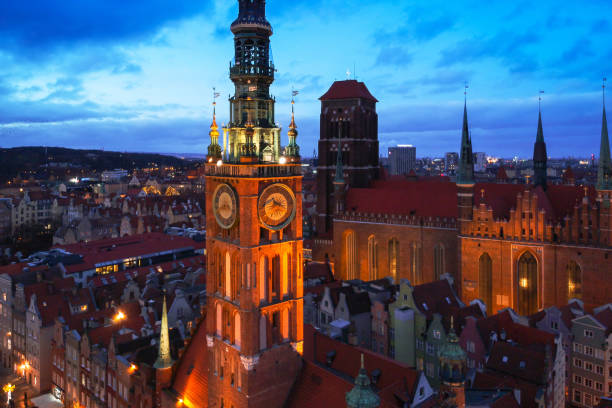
[3,383,15,404]
[113,311,126,323]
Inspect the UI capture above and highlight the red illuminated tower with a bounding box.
[204,1,303,407]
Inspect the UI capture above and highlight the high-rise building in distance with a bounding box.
[388,145,416,175]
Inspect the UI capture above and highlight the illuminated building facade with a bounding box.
[332,98,612,313]
[203,1,304,407]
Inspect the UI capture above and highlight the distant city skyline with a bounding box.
[0,0,610,157]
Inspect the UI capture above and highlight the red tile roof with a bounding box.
[486,341,546,384]
[301,325,423,407]
[286,360,352,408]
[345,178,458,218]
[319,80,378,102]
[473,371,539,408]
[56,233,199,274]
[169,319,208,406]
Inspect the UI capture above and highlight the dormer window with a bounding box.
[502,356,508,363]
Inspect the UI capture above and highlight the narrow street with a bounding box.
[0,367,38,408]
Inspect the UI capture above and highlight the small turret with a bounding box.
[438,317,467,407]
[346,354,380,408]
[285,96,301,161]
[207,101,222,161]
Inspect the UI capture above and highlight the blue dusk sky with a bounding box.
[0,0,610,158]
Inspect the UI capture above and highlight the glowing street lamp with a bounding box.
[113,311,126,322]
[3,383,15,403]
[19,362,29,377]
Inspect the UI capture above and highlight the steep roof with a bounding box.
[168,319,208,406]
[299,325,427,408]
[486,341,546,384]
[320,80,378,102]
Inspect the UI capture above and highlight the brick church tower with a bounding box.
[204,1,303,407]
[315,80,379,235]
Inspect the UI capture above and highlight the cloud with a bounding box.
[375,47,413,67]
[0,1,211,57]
[437,30,540,73]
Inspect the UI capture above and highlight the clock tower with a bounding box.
[205,1,303,408]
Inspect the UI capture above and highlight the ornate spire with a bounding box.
[154,296,173,369]
[438,316,467,385]
[207,89,222,160]
[345,354,380,408]
[533,92,548,190]
[598,78,612,191]
[285,92,301,160]
[457,91,474,185]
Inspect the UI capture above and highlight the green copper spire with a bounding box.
[457,101,474,185]
[597,96,612,191]
[154,296,173,369]
[346,354,380,408]
[438,317,467,385]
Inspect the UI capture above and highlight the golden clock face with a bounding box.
[258,183,296,231]
[213,184,237,229]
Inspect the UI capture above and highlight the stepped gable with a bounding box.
[473,182,596,222]
[344,178,458,218]
[320,80,378,102]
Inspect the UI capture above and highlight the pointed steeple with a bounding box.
[207,94,222,160]
[154,296,173,369]
[533,101,548,190]
[457,99,474,185]
[345,354,380,408]
[285,96,300,160]
[597,80,612,191]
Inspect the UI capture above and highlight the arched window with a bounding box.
[410,242,421,285]
[225,252,231,299]
[517,252,538,315]
[282,252,289,298]
[234,313,241,348]
[345,231,357,280]
[368,235,377,280]
[259,315,267,351]
[388,238,399,282]
[259,256,268,302]
[567,261,582,300]
[271,255,281,300]
[281,308,289,341]
[479,253,493,314]
[216,303,222,337]
[434,244,445,280]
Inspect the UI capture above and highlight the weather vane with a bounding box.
[213,87,220,108]
[346,69,351,80]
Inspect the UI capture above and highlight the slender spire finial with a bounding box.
[604,78,607,107]
[360,353,365,370]
[538,90,545,113]
[464,82,469,104]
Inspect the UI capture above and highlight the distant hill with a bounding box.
[0,146,201,182]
